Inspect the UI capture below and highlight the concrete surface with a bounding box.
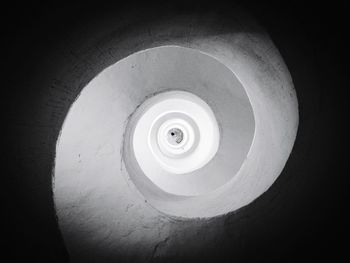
[4,2,346,263]
[53,12,297,261]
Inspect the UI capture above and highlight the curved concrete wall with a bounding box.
[6,2,346,262]
[53,11,298,261]
[56,46,255,198]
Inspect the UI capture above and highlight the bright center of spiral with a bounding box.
[132,90,220,175]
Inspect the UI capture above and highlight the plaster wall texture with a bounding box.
[53,13,298,262]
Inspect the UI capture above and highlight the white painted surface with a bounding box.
[53,20,298,261]
[131,91,221,195]
[133,91,220,177]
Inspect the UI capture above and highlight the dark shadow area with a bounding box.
[3,1,346,262]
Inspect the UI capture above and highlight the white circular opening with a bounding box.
[133,91,220,176]
[121,47,256,198]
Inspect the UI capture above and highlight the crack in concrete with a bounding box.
[151,237,169,260]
